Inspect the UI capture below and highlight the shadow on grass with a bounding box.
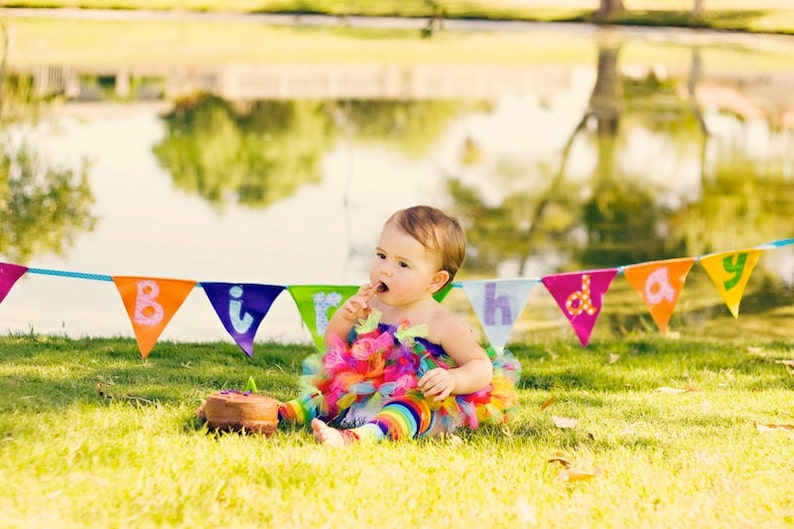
[0,335,313,414]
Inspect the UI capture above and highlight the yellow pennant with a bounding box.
[698,249,763,318]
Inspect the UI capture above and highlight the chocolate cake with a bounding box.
[198,391,279,435]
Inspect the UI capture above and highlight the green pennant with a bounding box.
[287,284,360,351]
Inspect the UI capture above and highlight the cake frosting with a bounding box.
[198,391,279,435]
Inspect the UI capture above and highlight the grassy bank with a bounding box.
[2,334,793,527]
[2,1,794,35]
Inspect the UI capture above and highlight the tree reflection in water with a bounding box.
[0,57,96,264]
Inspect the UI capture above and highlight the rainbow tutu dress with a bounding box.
[296,311,522,433]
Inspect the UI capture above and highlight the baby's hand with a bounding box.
[340,283,379,322]
[418,368,455,401]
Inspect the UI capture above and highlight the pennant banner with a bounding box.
[3,238,792,353]
[287,285,360,351]
[0,262,28,305]
[624,257,696,334]
[699,249,763,318]
[113,276,197,358]
[542,269,618,347]
[461,279,537,352]
[201,283,285,357]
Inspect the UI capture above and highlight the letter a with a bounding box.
[645,267,676,306]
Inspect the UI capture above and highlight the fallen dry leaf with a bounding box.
[754,421,794,433]
[558,467,603,482]
[776,360,794,376]
[547,452,573,468]
[656,386,687,394]
[552,416,578,429]
[540,395,556,411]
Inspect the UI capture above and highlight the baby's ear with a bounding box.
[429,270,450,294]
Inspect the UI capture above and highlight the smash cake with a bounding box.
[198,391,279,435]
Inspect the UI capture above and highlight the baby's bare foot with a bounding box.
[311,418,347,447]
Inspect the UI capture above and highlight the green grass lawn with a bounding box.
[2,333,792,527]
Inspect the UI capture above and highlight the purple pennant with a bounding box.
[0,263,29,305]
[201,282,285,357]
[541,269,618,347]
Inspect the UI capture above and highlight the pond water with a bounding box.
[1,14,793,349]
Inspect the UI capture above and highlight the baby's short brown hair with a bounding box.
[386,205,466,288]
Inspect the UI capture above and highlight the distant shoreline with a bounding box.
[2,6,794,37]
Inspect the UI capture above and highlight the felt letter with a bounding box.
[565,274,596,317]
[485,282,512,326]
[645,267,676,305]
[228,285,254,334]
[722,253,747,291]
[313,291,342,336]
[134,280,164,326]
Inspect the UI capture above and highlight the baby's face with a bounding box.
[370,222,442,306]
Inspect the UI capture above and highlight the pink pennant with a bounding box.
[0,263,29,305]
[541,269,618,347]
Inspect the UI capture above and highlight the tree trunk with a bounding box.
[692,0,705,17]
[596,0,625,19]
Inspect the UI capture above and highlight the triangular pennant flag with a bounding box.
[541,269,618,347]
[0,262,28,305]
[460,279,537,352]
[113,276,197,359]
[623,257,696,334]
[699,249,763,318]
[287,285,360,351]
[433,282,454,303]
[200,282,285,357]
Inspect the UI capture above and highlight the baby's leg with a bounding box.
[311,419,350,447]
[312,395,434,446]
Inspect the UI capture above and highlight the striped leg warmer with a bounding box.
[343,396,434,444]
[278,393,324,425]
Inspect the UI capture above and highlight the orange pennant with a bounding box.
[113,276,197,358]
[623,257,695,334]
[699,249,763,318]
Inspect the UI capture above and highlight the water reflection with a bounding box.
[0,62,96,264]
[1,19,793,345]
